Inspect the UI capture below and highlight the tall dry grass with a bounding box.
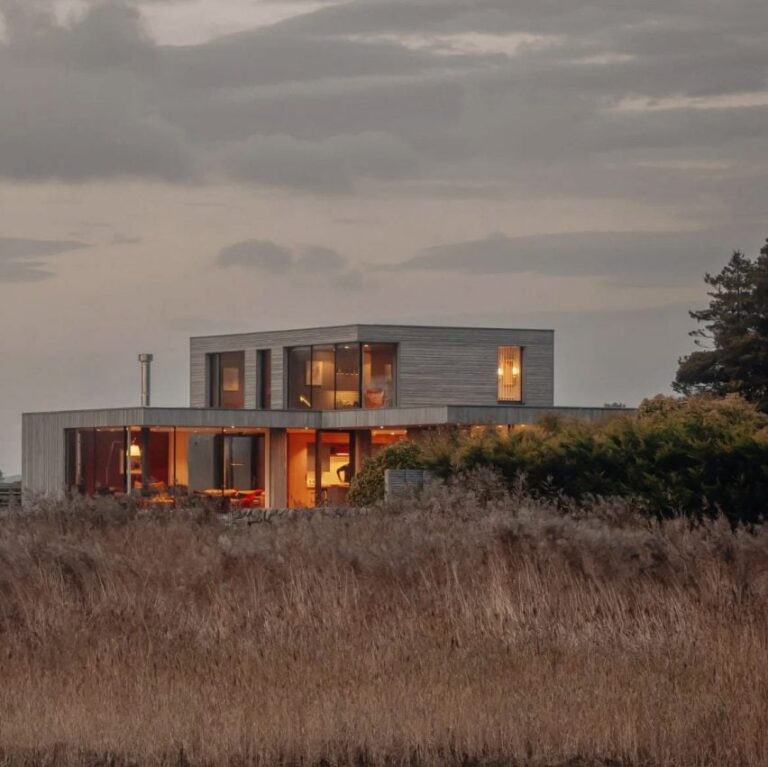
[1,480,768,766]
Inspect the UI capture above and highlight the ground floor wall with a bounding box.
[22,406,627,507]
[23,417,407,509]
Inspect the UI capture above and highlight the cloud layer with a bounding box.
[0,0,764,226]
[216,239,362,286]
[397,230,737,286]
[1,0,767,476]
[0,236,90,281]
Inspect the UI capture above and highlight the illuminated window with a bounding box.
[362,343,396,409]
[497,346,522,402]
[208,352,245,408]
[286,343,396,410]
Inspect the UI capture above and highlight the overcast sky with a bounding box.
[1,0,767,474]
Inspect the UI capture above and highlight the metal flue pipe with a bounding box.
[139,353,154,407]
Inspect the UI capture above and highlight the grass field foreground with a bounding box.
[1,484,767,766]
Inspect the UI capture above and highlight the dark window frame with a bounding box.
[207,351,246,409]
[286,343,397,410]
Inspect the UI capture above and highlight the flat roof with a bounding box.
[190,322,555,341]
[23,404,629,430]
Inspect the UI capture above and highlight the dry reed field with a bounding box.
[1,480,768,766]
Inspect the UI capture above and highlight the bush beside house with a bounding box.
[349,395,768,523]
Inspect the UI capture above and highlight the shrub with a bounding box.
[347,440,425,506]
[351,396,768,523]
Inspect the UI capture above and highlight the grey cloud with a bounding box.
[0,261,55,282]
[295,246,348,272]
[0,237,89,259]
[164,26,474,91]
[278,0,768,40]
[216,240,293,272]
[111,233,143,245]
[0,0,766,210]
[2,1,155,69]
[220,132,420,193]
[216,239,363,287]
[397,230,740,286]
[165,76,464,144]
[0,58,193,181]
[0,236,90,282]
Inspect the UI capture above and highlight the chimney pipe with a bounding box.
[139,353,153,407]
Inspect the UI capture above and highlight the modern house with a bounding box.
[22,324,620,508]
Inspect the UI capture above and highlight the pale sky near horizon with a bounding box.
[1,0,767,474]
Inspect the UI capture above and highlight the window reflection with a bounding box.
[310,345,336,410]
[335,344,360,409]
[286,343,395,410]
[363,344,396,408]
[288,346,313,409]
[65,427,267,509]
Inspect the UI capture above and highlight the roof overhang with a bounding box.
[22,405,630,430]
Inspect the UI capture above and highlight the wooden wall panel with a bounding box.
[268,428,287,507]
[21,403,628,498]
[190,324,556,410]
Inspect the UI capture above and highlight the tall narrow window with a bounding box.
[311,345,336,410]
[363,343,396,408]
[335,344,360,409]
[497,346,522,402]
[257,350,271,410]
[208,351,245,408]
[288,346,313,409]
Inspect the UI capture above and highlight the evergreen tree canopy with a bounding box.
[674,239,768,410]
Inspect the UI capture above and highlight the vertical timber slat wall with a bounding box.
[361,326,554,408]
[268,428,287,507]
[190,325,555,410]
[244,349,257,410]
[271,346,284,410]
[22,409,146,499]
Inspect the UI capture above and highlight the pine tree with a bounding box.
[674,241,768,409]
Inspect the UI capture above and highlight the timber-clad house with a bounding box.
[22,324,619,508]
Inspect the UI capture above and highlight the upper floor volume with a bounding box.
[190,323,555,412]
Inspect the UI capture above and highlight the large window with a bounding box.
[363,344,396,408]
[65,428,127,496]
[287,343,396,410]
[497,346,523,402]
[66,426,267,508]
[311,345,336,410]
[208,351,245,409]
[286,430,354,508]
[335,344,361,409]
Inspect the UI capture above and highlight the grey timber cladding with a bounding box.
[22,408,141,498]
[190,324,555,409]
[21,406,318,497]
[22,404,628,497]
